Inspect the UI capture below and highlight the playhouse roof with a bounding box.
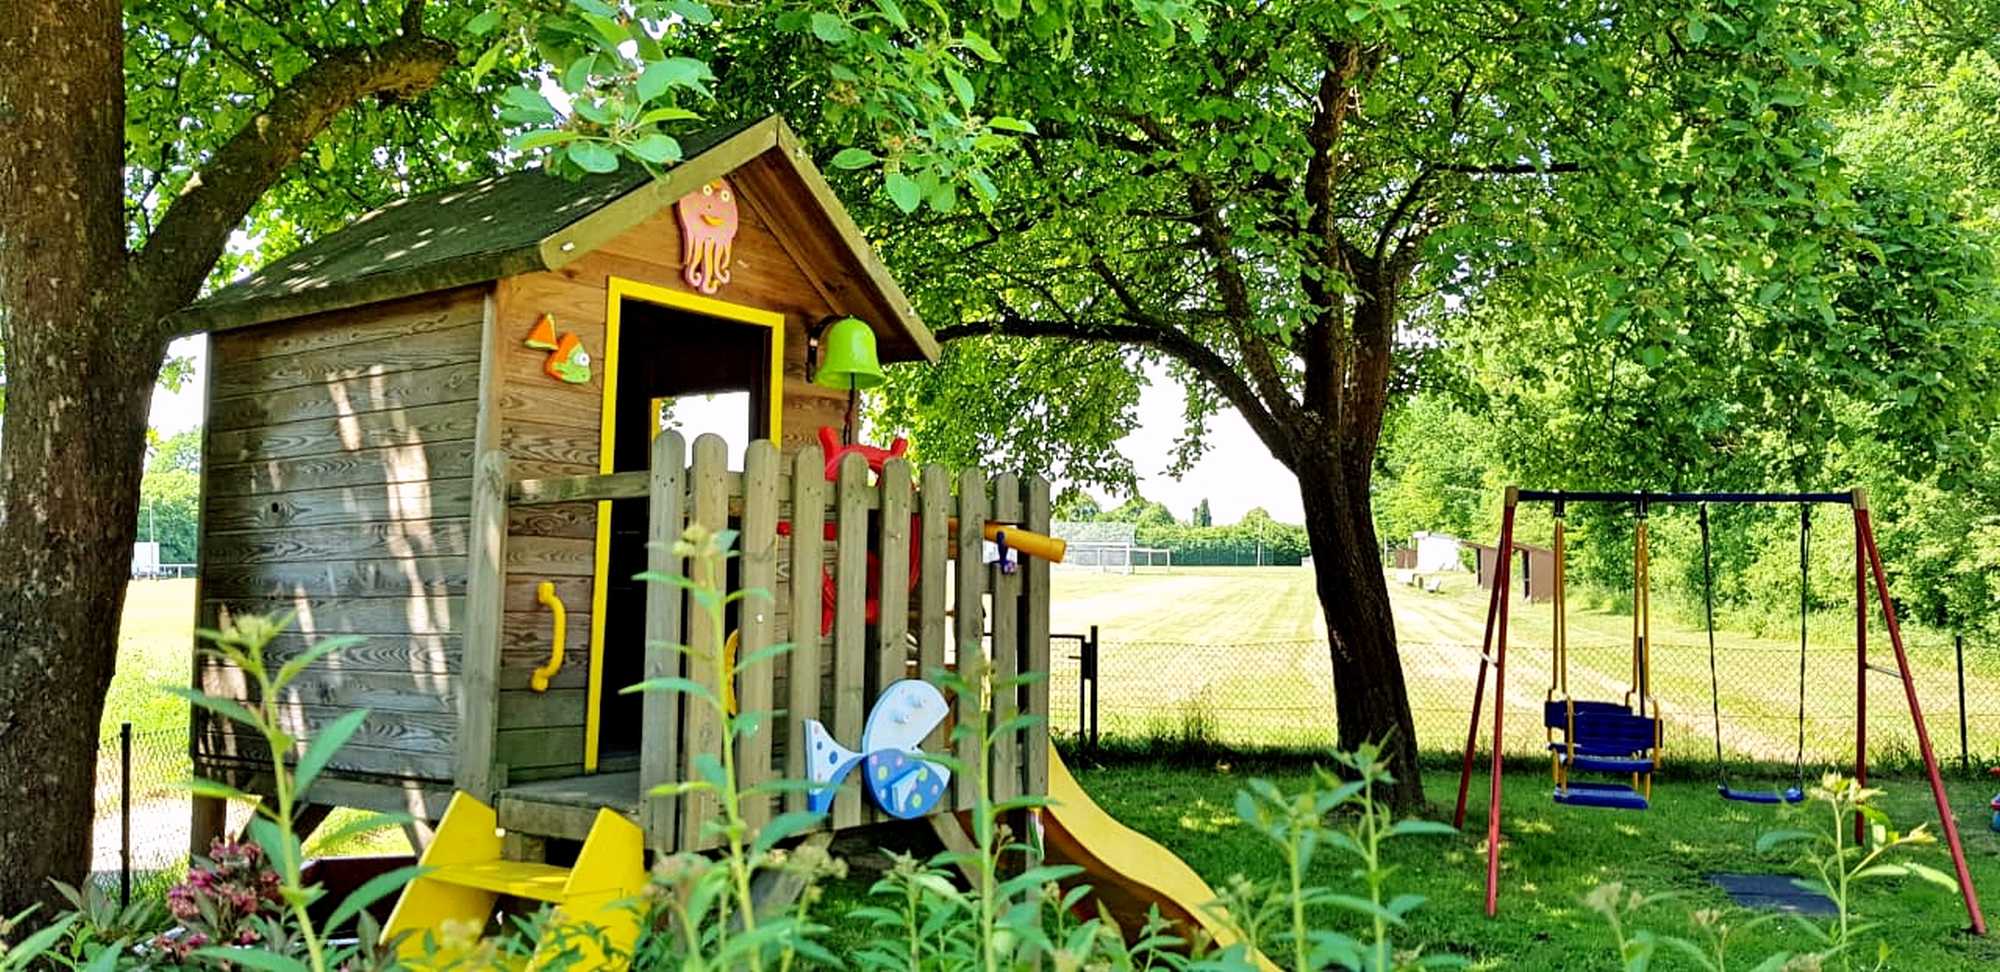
[186,115,937,362]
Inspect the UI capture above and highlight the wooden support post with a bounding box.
[1023,478,1052,801]
[784,446,827,816]
[917,466,952,752]
[641,431,686,852]
[954,468,989,810]
[990,473,1022,804]
[680,434,728,850]
[190,794,226,858]
[1854,493,1869,847]
[738,441,780,832]
[457,450,508,801]
[832,453,870,830]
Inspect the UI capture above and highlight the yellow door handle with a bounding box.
[531,581,566,692]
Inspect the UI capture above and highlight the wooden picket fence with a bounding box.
[461,430,1052,853]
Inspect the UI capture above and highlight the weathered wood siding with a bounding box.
[488,163,854,780]
[194,288,487,788]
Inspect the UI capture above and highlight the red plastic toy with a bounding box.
[818,425,908,481]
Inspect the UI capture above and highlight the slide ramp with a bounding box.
[1042,748,1280,971]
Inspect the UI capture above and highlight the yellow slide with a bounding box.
[1043,748,1281,971]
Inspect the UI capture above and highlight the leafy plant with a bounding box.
[621,523,832,970]
[1589,774,1959,971]
[171,615,420,972]
[44,880,165,970]
[1228,741,1463,971]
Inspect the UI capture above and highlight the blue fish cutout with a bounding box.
[805,679,951,819]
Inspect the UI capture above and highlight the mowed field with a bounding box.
[1050,565,2000,764]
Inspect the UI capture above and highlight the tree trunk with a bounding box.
[0,0,161,913]
[1296,448,1425,809]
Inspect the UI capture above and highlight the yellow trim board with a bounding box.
[585,276,785,772]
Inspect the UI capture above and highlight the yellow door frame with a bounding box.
[586,276,785,772]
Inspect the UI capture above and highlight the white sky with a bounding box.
[148,342,1304,526]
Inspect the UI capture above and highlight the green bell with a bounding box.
[814,316,885,390]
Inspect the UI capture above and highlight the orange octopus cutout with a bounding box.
[677,178,739,294]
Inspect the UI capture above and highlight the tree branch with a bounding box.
[935,315,1298,468]
[133,29,454,330]
[1436,161,1581,175]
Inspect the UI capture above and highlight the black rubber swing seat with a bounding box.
[1718,785,1805,805]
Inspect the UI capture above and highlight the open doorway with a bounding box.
[595,284,782,765]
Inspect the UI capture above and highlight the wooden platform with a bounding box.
[496,771,641,842]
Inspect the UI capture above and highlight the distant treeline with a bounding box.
[1057,493,1312,566]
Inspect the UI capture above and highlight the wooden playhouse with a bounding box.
[181,115,1055,916]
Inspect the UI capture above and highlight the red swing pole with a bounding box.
[1484,488,1519,918]
[1454,540,1508,830]
[1855,489,1985,936]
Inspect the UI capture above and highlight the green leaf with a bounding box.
[509,129,581,152]
[327,864,429,933]
[944,64,975,111]
[638,57,713,101]
[873,0,909,30]
[639,106,701,125]
[294,709,370,794]
[831,147,879,170]
[810,12,852,44]
[751,811,824,857]
[988,116,1037,135]
[502,86,559,123]
[629,133,682,164]
[311,811,413,851]
[568,140,621,173]
[885,171,923,213]
[166,686,262,730]
[193,948,310,971]
[465,9,503,36]
[960,30,1001,62]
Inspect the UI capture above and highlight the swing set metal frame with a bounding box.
[1448,487,1986,934]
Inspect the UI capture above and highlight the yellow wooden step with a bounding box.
[426,860,572,903]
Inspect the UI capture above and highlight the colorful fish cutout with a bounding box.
[805,679,951,819]
[545,332,591,384]
[523,313,559,350]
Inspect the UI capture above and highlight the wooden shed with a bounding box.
[181,116,1052,866]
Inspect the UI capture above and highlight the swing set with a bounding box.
[1450,487,1985,934]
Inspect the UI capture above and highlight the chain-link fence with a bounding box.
[1051,634,2000,773]
[91,725,192,900]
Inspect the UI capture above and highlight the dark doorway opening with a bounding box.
[598,297,775,762]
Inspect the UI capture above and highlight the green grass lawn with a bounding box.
[1048,567,1998,767]
[819,760,2000,969]
[105,578,198,740]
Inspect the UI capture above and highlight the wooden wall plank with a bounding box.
[205,441,477,498]
[198,665,457,716]
[212,322,484,399]
[785,446,826,815]
[737,440,780,831]
[1024,477,1052,799]
[831,453,870,830]
[500,608,591,682]
[917,466,950,753]
[989,473,1022,803]
[680,434,729,850]
[204,521,469,566]
[207,399,479,466]
[208,596,460,636]
[200,557,465,601]
[251,633,460,674]
[459,450,508,799]
[506,501,597,539]
[953,468,988,809]
[505,536,596,576]
[642,431,687,852]
[204,479,474,533]
[207,362,483,433]
[211,287,485,363]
